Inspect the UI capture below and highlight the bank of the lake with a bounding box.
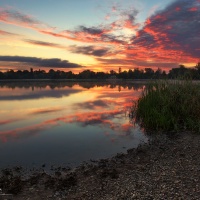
[1,132,200,199]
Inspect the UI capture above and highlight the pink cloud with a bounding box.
[0,8,54,32]
[0,121,58,143]
[189,7,198,11]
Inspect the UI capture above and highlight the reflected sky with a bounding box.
[0,82,147,168]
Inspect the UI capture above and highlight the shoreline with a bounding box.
[0,78,151,83]
[1,132,200,199]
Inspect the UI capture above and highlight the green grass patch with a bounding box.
[130,80,200,133]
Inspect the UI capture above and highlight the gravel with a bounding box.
[1,132,200,199]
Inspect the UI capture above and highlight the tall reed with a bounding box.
[130,80,200,133]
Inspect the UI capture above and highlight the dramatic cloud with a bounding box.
[130,0,200,62]
[0,0,199,71]
[41,25,125,45]
[0,56,84,69]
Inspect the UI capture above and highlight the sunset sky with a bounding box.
[0,0,199,73]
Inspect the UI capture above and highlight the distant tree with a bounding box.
[6,70,15,79]
[15,70,23,79]
[78,70,96,79]
[0,71,4,79]
[162,70,167,78]
[65,71,74,79]
[133,68,143,79]
[154,68,162,79]
[96,72,107,79]
[195,62,200,79]
[128,69,134,79]
[48,69,56,79]
[120,70,128,79]
[110,70,117,75]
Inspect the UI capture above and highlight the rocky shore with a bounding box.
[1,132,200,200]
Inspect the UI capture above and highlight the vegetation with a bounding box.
[130,80,200,133]
[0,63,200,80]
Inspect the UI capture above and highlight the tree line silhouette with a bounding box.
[0,63,200,80]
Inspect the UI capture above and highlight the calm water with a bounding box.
[0,81,147,168]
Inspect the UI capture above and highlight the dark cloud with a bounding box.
[131,0,200,59]
[24,39,66,49]
[60,25,126,45]
[78,26,105,35]
[0,56,84,69]
[100,33,126,44]
[69,45,111,57]
[29,108,63,115]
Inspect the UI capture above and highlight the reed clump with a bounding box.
[130,80,200,133]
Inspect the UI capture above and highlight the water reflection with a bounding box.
[0,81,147,168]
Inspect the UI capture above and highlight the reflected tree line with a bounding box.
[0,63,200,80]
[0,81,144,91]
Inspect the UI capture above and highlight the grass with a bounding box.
[130,80,200,133]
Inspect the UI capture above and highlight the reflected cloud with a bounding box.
[0,82,145,143]
[121,123,134,135]
[0,106,138,143]
[74,99,109,110]
[0,119,19,125]
[0,88,82,101]
[45,110,123,127]
[0,121,58,143]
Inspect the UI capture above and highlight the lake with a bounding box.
[0,81,147,169]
